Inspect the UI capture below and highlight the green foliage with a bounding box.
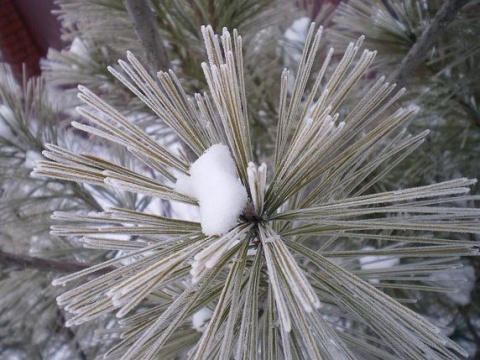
[330,0,480,185]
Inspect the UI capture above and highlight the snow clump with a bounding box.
[175,144,248,236]
[192,307,213,332]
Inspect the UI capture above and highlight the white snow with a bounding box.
[24,150,43,169]
[192,307,212,332]
[284,17,311,43]
[175,144,247,236]
[360,254,399,271]
[174,173,197,198]
[360,247,399,284]
[247,248,258,256]
[69,37,90,59]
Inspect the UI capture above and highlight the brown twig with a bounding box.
[0,249,114,274]
[123,0,196,163]
[124,0,170,75]
[388,0,472,88]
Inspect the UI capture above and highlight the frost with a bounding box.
[175,144,247,236]
[190,227,249,283]
[192,307,212,332]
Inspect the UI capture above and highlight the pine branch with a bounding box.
[0,249,114,274]
[388,0,472,87]
[124,0,170,75]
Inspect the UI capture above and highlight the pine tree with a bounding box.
[0,0,479,359]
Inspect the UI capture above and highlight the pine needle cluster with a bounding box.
[30,24,480,359]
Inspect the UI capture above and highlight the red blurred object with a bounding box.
[0,0,63,81]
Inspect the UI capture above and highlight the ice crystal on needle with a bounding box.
[32,24,480,360]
